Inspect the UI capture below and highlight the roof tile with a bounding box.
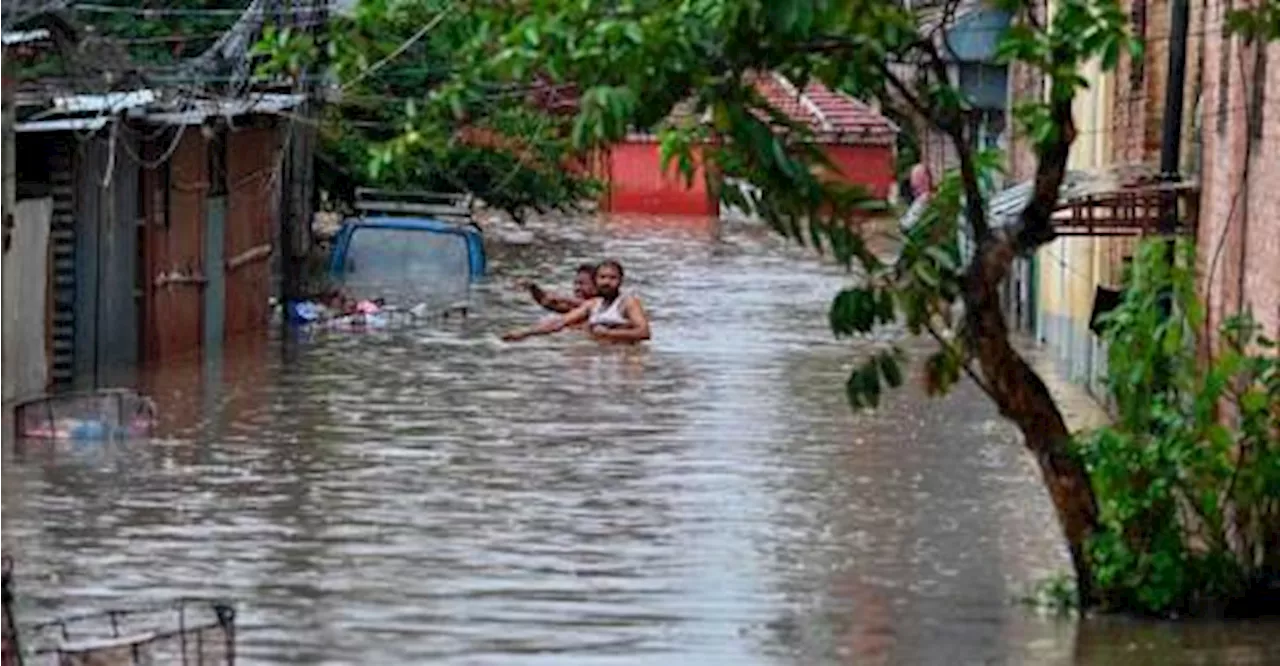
[629,72,897,145]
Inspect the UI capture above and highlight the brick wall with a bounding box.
[1109,0,1204,167]
[1111,0,1164,164]
[1006,0,1203,178]
[917,121,957,188]
[1006,60,1043,182]
[1196,0,1280,342]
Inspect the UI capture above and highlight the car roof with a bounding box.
[345,216,480,237]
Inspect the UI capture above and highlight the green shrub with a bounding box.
[1079,239,1280,615]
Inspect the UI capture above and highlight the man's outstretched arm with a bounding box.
[504,299,595,342]
[525,282,582,314]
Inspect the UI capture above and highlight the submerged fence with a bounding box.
[3,558,236,666]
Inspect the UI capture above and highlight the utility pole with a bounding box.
[280,0,324,309]
[0,39,14,412]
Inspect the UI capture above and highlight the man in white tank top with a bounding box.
[503,260,651,344]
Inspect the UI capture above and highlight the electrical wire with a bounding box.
[338,1,457,93]
[71,3,333,17]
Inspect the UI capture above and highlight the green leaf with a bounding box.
[846,360,884,410]
[914,261,941,289]
[924,246,958,273]
[923,349,961,396]
[878,351,904,388]
[1240,389,1268,415]
[830,288,878,337]
[876,290,896,324]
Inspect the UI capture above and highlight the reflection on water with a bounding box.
[3,213,1278,665]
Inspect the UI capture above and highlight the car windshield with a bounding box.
[339,226,473,307]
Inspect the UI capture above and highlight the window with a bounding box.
[340,227,473,306]
[957,62,1009,110]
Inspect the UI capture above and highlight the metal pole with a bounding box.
[0,44,13,412]
[1158,0,1190,235]
[1154,0,1190,390]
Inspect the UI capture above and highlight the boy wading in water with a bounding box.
[518,263,598,313]
[503,260,651,344]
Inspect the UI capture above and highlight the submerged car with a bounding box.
[12,388,157,441]
[328,216,486,288]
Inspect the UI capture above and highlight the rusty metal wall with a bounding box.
[224,125,281,339]
[142,129,206,363]
[72,130,139,389]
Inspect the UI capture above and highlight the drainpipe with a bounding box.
[1153,0,1190,394]
[1157,0,1190,237]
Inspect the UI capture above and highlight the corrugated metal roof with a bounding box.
[53,89,157,114]
[900,164,1177,231]
[2,29,50,45]
[15,116,110,133]
[144,93,305,124]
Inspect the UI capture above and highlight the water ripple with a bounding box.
[4,214,1277,665]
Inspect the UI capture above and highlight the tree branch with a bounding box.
[1014,94,1074,252]
[953,135,991,240]
[923,306,997,399]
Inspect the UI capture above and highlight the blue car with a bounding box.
[329,216,487,284]
[277,215,487,328]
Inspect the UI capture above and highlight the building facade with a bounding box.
[1003,0,1204,399]
[8,92,302,397]
[1195,0,1280,345]
[596,72,897,217]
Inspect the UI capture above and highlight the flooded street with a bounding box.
[3,214,1277,665]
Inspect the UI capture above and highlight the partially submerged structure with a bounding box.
[2,1,319,399]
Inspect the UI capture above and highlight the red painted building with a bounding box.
[595,72,898,216]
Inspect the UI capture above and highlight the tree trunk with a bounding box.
[964,237,1102,607]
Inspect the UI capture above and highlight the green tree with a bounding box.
[72,0,248,66]
[1082,240,1279,615]
[257,0,600,218]
[427,0,1134,608]
[265,0,1280,612]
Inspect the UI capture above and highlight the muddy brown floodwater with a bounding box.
[3,214,1278,665]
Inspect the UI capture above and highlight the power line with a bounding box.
[339,1,457,93]
[71,3,334,17]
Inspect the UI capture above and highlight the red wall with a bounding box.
[821,144,895,199]
[598,141,893,216]
[599,143,715,216]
